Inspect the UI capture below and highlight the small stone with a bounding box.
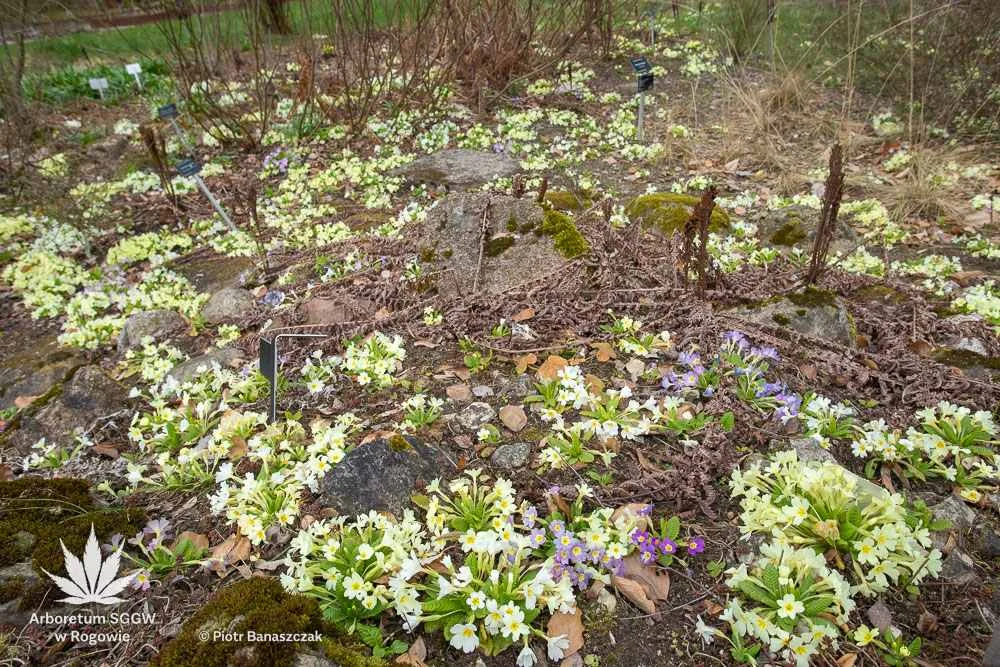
[986,622,1000,667]
[293,650,339,667]
[446,384,472,401]
[774,437,836,465]
[866,600,893,634]
[457,402,496,431]
[491,443,531,469]
[625,358,646,377]
[201,288,256,324]
[931,495,976,533]
[472,385,494,397]
[940,549,978,585]
[953,337,989,356]
[979,531,1000,559]
[498,404,528,432]
[117,310,186,353]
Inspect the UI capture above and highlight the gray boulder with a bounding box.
[393,149,519,189]
[0,356,82,412]
[117,310,187,353]
[318,436,450,516]
[733,289,857,347]
[421,193,575,297]
[167,347,245,384]
[8,365,127,454]
[201,288,256,324]
[171,255,255,294]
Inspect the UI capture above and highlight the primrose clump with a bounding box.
[624,192,730,234]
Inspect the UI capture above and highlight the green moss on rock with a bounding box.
[544,190,592,212]
[0,478,145,610]
[933,349,1000,370]
[484,235,516,257]
[769,219,807,246]
[155,578,379,667]
[854,285,907,304]
[787,286,837,308]
[537,210,589,258]
[624,192,730,235]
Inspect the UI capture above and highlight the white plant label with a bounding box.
[89,77,109,100]
[125,63,143,89]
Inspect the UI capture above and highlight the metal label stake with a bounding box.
[630,57,654,143]
[176,158,237,232]
[158,103,197,154]
[259,332,329,423]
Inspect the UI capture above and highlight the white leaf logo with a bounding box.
[42,524,135,605]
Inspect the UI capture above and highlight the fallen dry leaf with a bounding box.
[837,653,858,667]
[590,341,616,362]
[619,555,670,602]
[917,609,938,634]
[612,575,655,614]
[907,340,934,356]
[395,636,427,666]
[13,394,40,409]
[547,609,585,658]
[228,436,247,459]
[91,442,119,459]
[511,307,535,322]
[798,364,818,381]
[584,373,604,394]
[207,534,252,574]
[514,353,538,375]
[560,653,584,667]
[0,464,13,481]
[174,531,209,551]
[537,355,568,382]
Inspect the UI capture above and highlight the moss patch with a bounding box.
[933,349,1000,370]
[854,285,907,304]
[544,190,592,212]
[154,578,381,667]
[772,313,791,326]
[484,234,516,257]
[787,286,837,308]
[0,478,145,610]
[624,192,730,235]
[769,219,807,246]
[537,210,589,258]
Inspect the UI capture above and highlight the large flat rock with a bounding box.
[318,436,450,517]
[392,149,520,189]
